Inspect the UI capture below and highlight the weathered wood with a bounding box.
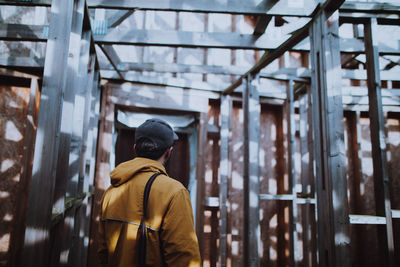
[94,28,289,49]
[298,87,318,267]
[87,0,317,16]
[8,78,40,267]
[364,18,395,267]
[242,75,261,267]
[309,10,350,267]
[219,95,231,267]
[107,82,216,113]
[253,15,272,35]
[223,0,345,95]
[98,45,124,80]
[49,0,86,265]
[286,79,298,266]
[88,84,114,267]
[195,112,208,260]
[21,0,74,266]
[107,10,134,28]
[83,70,101,267]
[101,70,223,92]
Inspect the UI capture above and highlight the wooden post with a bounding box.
[49,0,86,265]
[88,83,114,267]
[9,78,40,267]
[309,10,350,267]
[364,18,395,267]
[219,95,231,267]
[195,112,208,260]
[286,79,298,266]
[299,86,317,267]
[242,74,260,267]
[21,1,75,266]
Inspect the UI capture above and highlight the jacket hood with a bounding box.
[110,157,167,186]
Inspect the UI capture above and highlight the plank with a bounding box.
[107,82,216,113]
[21,0,75,266]
[286,79,298,266]
[49,0,86,265]
[8,78,40,267]
[309,10,350,267]
[3,23,400,54]
[364,18,395,267]
[349,215,386,225]
[86,0,317,16]
[1,0,398,17]
[195,112,208,260]
[242,75,261,267]
[100,70,224,92]
[253,15,272,35]
[107,10,134,28]
[88,83,114,267]
[219,95,231,267]
[98,44,124,80]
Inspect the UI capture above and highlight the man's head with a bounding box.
[134,118,178,163]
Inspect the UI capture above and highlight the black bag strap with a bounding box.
[138,172,162,267]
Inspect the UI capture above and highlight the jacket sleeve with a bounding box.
[160,188,201,267]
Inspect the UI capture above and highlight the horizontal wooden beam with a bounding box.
[94,28,292,49]
[1,0,398,17]
[2,24,399,55]
[107,82,218,112]
[349,214,386,225]
[100,70,223,92]
[87,0,318,16]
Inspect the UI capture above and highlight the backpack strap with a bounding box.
[137,172,162,267]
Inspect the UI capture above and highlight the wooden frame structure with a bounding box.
[0,0,399,267]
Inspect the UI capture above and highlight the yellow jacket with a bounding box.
[98,157,201,267]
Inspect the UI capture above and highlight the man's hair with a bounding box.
[135,137,168,160]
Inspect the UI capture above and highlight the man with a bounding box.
[98,118,201,267]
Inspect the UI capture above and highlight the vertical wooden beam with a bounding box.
[68,32,96,267]
[9,78,40,267]
[242,74,261,267]
[88,83,114,267]
[309,10,350,267]
[299,88,317,267]
[82,70,101,267]
[49,1,86,265]
[219,95,231,267]
[286,79,298,266]
[195,112,208,261]
[21,1,74,266]
[364,18,395,267]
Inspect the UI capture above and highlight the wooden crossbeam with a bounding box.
[107,10,134,28]
[1,0,399,16]
[86,0,318,17]
[253,15,272,35]
[98,44,124,79]
[349,215,386,225]
[2,24,400,55]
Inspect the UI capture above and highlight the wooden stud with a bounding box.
[8,78,40,267]
[309,10,350,267]
[195,112,208,261]
[219,95,231,267]
[286,79,298,266]
[242,74,261,267]
[364,18,395,267]
[21,0,75,266]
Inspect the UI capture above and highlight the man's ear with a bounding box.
[133,144,136,154]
